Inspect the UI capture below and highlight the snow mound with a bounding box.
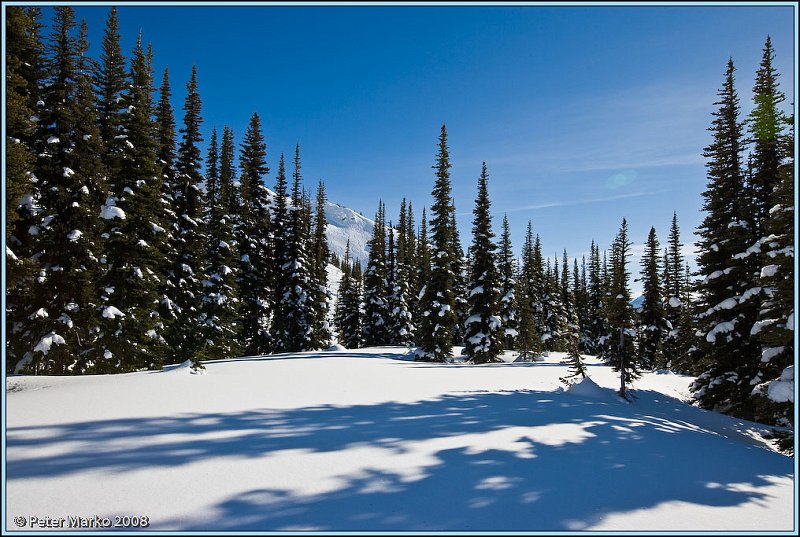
[768,366,794,404]
[565,377,618,402]
[325,343,347,352]
[163,359,207,375]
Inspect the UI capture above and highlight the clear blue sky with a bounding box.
[38,3,795,294]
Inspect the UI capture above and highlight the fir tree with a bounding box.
[97,31,168,372]
[236,112,273,355]
[414,206,431,320]
[604,218,638,397]
[638,226,666,370]
[271,154,292,351]
[463,163,503,364]
[560,254,587,385]
[517,222,543,357]
[199,126,240,360]
[335,241,363,349]
[388,204,415,345]
[94,6,126,177]
[416,125,458,362]
[497,215,518,350]
[310,180,333,348]
[6,6,44,373]
[205,127,219,207]
[690,59,762,418]
[164,65,207,369]
[662,212,688,371]
[362,201,390,346]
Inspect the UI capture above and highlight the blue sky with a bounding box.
[38,3,795,293]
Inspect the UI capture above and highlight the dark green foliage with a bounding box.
[637,227,665,370]
[603,218,638,396]
[387,201,415,345]
[164,65,207,369]
[416,125,458,362]
[662,212,690,372]
[97,31,168,372]
[334,241,363,349]
[690,59,761,417]
[497,215,518,350]
[517,222,543,357]
[94,6,126,177]
[362,202,390,346]
[310,180,333,348]
[463,163,503,364]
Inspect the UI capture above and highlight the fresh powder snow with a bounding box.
[6,348,793,532]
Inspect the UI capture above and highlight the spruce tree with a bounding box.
[662,212,689,371]
[414,206,431,317]
[638,226,666,370]
[463,163,503,363]
[205,127,219,207]
[388,204,415,345]
[163,65,207,369]
[271,154,292,351]
[310,180,333,348]
[334,241,363,349]
[94,6,126,178]
[199,126,240,360]
[6,6,44,373]
[517,222,543,357]
[416,125,458,361]
[497,214,518,350]
[97,31,168,372]
[560,254,586,384]
[604,218,638,397]
[237,112,273,355]
[362,201,390,346]
[690,59,762,418]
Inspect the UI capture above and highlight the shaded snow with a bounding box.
[6,349,793,532]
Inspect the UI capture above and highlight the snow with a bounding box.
[767,366,794,404]
[101,306,124,319]
[66,230,82,242]
[468,285,484,297]
[100,197,126,220]
[32,332,66,355]
[6,349,793,531]
[715,298,738,311]
[760,265,779,278]
[62,167,74,177]
[760,346,785,363]
[46,136,59,144]
[706,321,735,343]
[668,297,682,308]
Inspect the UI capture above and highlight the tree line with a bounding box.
[5,8,793,446]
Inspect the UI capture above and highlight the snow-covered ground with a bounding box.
[6,349,795,532]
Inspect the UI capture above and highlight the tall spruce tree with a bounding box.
[604,218,638,397]
[334,241,363,349]
[690,59,762,418]
[199,126,240,360]
[388,203,415,345]
[6,6,45,373]
[517,222,543,357]
[310,180,333,348]
[236,112,273,355]
[638,226,666,370]
[497,215,518,350]
[94,6,126,178]
[164,65,207,369]
[362,201,390,346]
[205,127,219,207]
[97,31,168,372]
[416,125,458,362]
[662,212,688,371]
[463,163,503,364]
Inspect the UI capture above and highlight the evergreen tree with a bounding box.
[236,112,273,355]
[163,65,207,369]
[690,59,762,418]
[541,257,565,352]
[638,226,666,370]
[404,200,419,318]
[205,127,219,207]
[362,201,390,346]
[662,212,689,371]
[274,146,317,352]
[97,31,168,372]
[199,126,240,360]
[416,125,458,361]
[414,206,431,321]
[497,214,518,350]
[450,207,468,346]
[573,256,590,352]
[560,254,586,385]
[334,241,363,349]
[463,163,503,364]
[388,204,415,345]
[310,180,333,348]
[604,218,638,397]
[94,6,126,177]
[6,6,44,373]
[517,222,543,357]
[23,12,110,374]
[271,154,292,351]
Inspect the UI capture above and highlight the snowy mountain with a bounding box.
[263,188,374,267]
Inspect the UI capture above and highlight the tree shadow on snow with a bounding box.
[7,388,793,531]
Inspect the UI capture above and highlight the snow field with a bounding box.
[6,348,794,531]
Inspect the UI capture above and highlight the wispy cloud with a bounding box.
[499,189,671,214]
